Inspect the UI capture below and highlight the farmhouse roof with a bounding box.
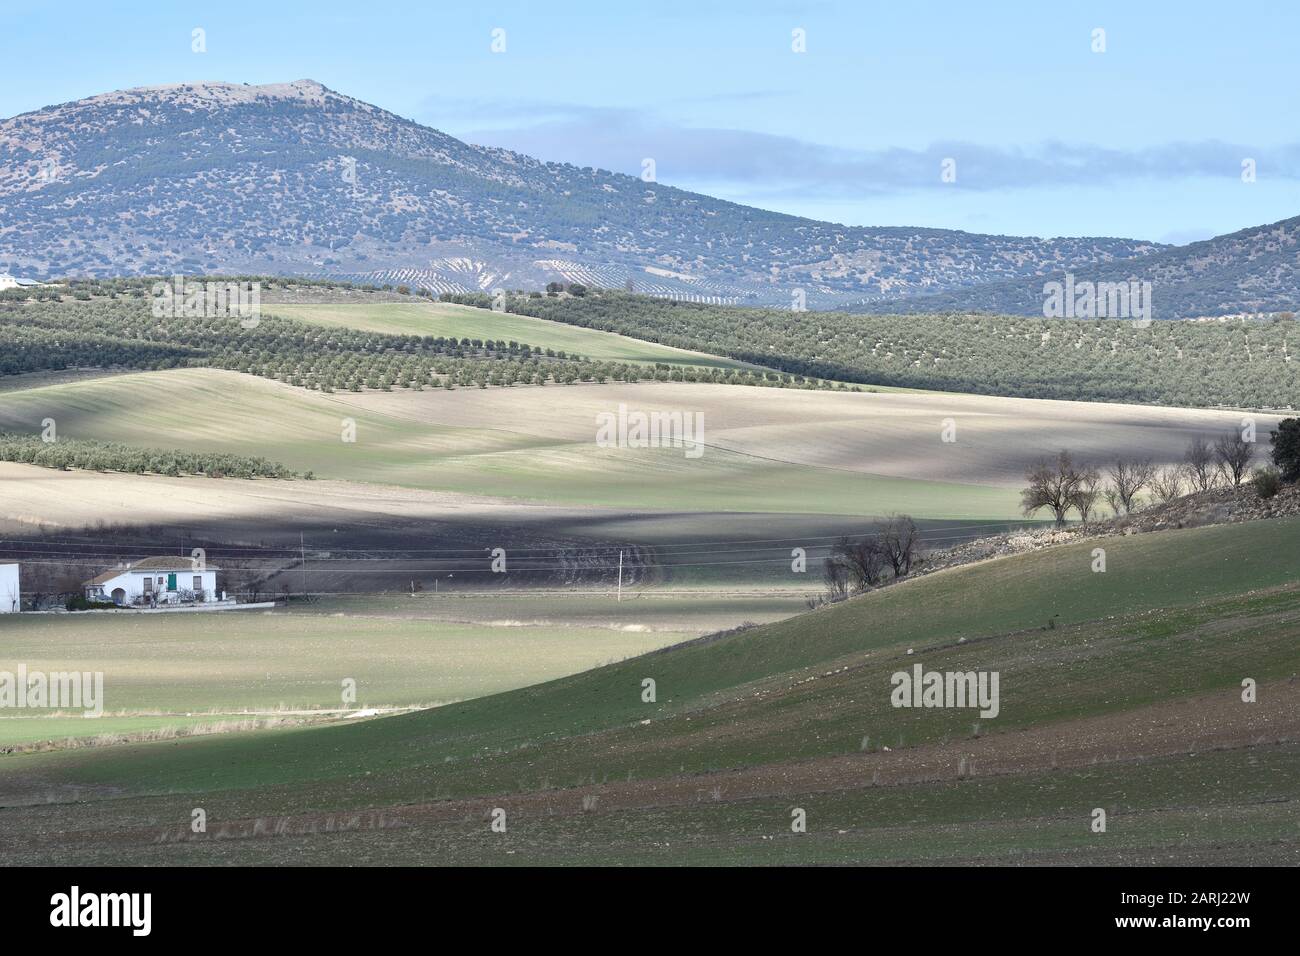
[83,557,221,586]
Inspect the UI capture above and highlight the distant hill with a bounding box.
[457,288,1300,408]
[0,80,1162,307]
[857,215,1300,320]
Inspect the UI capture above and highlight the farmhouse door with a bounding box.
[167,573,177,591]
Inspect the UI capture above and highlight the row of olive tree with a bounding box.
[0,433,302,479]
[463,288,1300,409]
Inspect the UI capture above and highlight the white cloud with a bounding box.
[423,95,1300,197]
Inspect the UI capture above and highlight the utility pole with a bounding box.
[617,550,623,602]
[300,532,307,602]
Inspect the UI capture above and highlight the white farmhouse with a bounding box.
[0,275,43,291]
[83,557,220,607]
[0,564,19,613]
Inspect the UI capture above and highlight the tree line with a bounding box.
[1022,420,1299,525]
[0,433,302,479]
[0,293,841,393]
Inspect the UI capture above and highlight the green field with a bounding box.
[304,590,811,629]
[45,747,1290,866]
[3,517,1296,864]
[267,301,762,371]
[0,604,690,748]
[4,294,1294,865]
[0,367,1023,518]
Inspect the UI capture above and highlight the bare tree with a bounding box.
[822,557,849,603]
[1150,464,1186,503]
[880,515,919,577]
[1213,430,1255,488]
[1104,457,1156,515]
[1021,451,1092,526]
[1184,437,1218,492]
[1070,475,1102,523]
[1101,485,1120,516]
[831,535,886,591]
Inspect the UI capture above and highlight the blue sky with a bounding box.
[3,0,1297,243]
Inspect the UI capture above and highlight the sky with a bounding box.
[2,0,1298,244]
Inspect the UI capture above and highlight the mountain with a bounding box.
[856,215,1300,320]
[0,80,1164,307]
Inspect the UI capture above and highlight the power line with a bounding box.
[0,519,1040,559]
[0,530,1016,569]
[0,555,959,573]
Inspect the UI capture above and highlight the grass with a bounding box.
[2,517,1296,865]
[91,747,1296,866]
[266,301,763,371]
[0,606,687,747]
[0,714,253,748]
[304,590,811,630]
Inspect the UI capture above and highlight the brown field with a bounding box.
[342,379,1279,487]
[1,368,1277,598]
[1,368,1273,495]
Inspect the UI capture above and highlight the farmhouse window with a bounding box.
[143,577,153,593]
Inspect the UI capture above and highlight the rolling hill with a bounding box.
[2,516,1297,864]
[1,366,1273,516]
[480,289,1300,407]
[263,300,761,370]
[0,80,1162,307]
[861,214,1300,320]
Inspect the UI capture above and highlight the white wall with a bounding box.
[0,564,19,613]
[95,569,218,605]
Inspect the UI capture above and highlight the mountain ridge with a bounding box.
[860,213,1300,320]
[0,79,1165,306]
